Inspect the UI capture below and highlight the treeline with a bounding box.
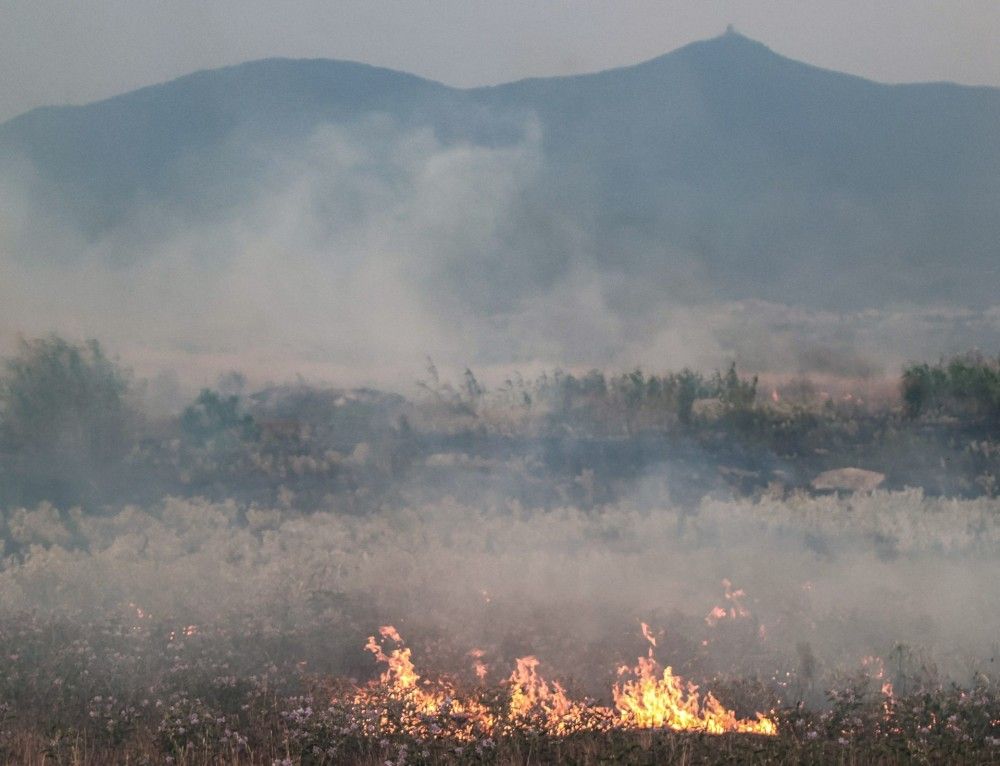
[526,364,758,427]
[418,360,758,435]
[2,335,1000,510]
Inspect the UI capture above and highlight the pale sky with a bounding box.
[1,0,999,122]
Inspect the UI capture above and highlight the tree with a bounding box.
[180,389,258,446]
[675,369,704,425]
[715,363,758,410]
[0,335,133,504]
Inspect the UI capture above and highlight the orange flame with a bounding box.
[705,579,751,626]
[613,654,776,734]
[345,625,777,740]
[508,656,582,732]
[365,628,419,690]
[356,626,495,740]
[468,648,488,682]
[862,655,894,712]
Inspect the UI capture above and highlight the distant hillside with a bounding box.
[3,31,999,310]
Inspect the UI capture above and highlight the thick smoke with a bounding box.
[2,118,999,393]
[2,114,998,690]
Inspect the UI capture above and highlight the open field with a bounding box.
[1,490,999,763]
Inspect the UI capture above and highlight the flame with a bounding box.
[355,626,494,740]
[612,620,776,735]
[167,624,199,642]
[640,621,657,647]
[613,658,774,734]
[468,648,488,682]
[343,625,777,741]
[705,606,728,626]
[862,655,894,712]
[507,655,584,733]
[365,626,419,690]
[705,579,751,626]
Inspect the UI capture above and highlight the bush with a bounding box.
[901,353,1000,424]
[0,336,133,505]
[180,389,258,446]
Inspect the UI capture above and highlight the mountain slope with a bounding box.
[0,58,480,236]
[472,33,1000,304]
[2,32,999,309]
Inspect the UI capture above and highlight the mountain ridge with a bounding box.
[2,32,999,311]
[7,30,999,127]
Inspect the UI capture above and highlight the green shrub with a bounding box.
[902,353,1000,423]
[180,389,258,446]
[0,336,133,504]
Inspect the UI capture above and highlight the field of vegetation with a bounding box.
[1,337,1000,762]
[1,492,1000,762]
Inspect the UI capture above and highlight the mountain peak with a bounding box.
[695,27,773,53]
[615,27,779,78]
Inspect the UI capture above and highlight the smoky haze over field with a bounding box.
[2,32,1000,389]
[6,491,1000,700]
[2,18,1000,762]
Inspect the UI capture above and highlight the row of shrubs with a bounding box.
[2,335,999,510]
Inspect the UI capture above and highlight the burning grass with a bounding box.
[0,601,995,763]
[346,624,776,741]
[1,492,1000,761]
[0,611,997,763]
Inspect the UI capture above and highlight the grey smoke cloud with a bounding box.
[1,115,998,392]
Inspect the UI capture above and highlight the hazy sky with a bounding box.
[1,0,998,122]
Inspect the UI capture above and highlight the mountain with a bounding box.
[3,31,999,310]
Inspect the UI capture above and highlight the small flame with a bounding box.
[705,579,751,626]
[862,655,895,712]
[468,648,488,681]
[640,621,657,647]
[705,606,728,626]
[357,626,495,740]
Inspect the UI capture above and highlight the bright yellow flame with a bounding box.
[355,626,494,741]
[344,624,777,740]
[508,655,584,733]
[613,655,776,734]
